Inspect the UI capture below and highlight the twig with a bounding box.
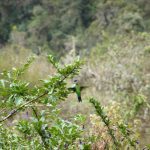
[0,91,48,123]
[0,65,78,123]
[31,106,40,121]
[0,108,6,114]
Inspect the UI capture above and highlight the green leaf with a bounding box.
[14,97,24,106]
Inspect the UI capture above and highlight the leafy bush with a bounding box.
[0,55,86,149]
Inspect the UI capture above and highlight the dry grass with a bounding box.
[0,44,56,83]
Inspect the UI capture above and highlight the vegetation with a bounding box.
[1,0,150,54]
[0,55,149,149]
[0,0,150,149]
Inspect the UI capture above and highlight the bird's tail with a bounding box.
[78,95,82,102]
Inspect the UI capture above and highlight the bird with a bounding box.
[68,80,87,102]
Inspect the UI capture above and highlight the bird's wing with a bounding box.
[80,86,89,91]
[68,87,76,92]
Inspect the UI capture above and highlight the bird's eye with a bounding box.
[74,79,78,83]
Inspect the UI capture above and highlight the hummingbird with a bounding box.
[68,80,86,102]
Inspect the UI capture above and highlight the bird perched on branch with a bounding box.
[68,80,87,102]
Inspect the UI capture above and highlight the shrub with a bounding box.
[0,55,86,149]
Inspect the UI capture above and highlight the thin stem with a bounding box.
[0,91,48,123]
[0,65,77,123]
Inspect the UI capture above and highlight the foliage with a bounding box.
[0,0,150,149]
[0,55,86,149]
[0,54,150,149]
[0,0,150,54]
[89,98,139,149]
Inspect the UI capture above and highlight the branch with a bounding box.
[0,65,79,123]
[31,106,40,121]
[0,91,48,123]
